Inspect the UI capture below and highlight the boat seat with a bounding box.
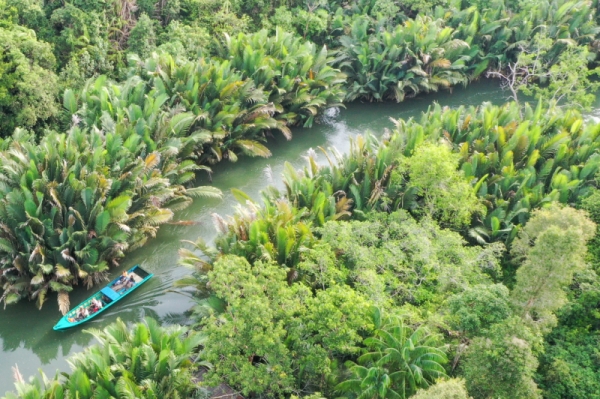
[101,287,120,301]
[131,274,144,283]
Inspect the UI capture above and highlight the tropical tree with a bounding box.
[197,254,374,397]
[0,121,221,311]
[132,53,284,162]
[336,365,403,399]
[0,24,59,136]
[392,101,600,244]
[210,101,600,256]
[329,0,600,104]
[3,318,204,398]
[447,284,512,337]
[353,315,447,398]
[273,134,405,217]
[76,54,285,164]
[2,370,64,399]
[410,378,471,399]
[486,33,600,110]
[335,314,447,398]
[211,194,315,267]
[217,28,347,127]
[173,237,227,323]
[406,142,483,228]
[510,205,595,331]
[334,15,473,102]
[461,317,542,399]
[262,160,355,227]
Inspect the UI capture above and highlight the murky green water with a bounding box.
[0,80,509,392]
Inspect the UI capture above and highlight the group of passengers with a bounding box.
[69,271,137,323]
[71,297,103,322]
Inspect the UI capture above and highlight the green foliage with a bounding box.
[0,25,345,311]
[180,0,250,37]
[510,205,596,331]
[447,284,512,337]
[200,255,375,397]
[0,115,221,310]
[212,198,315,268]
[498,33,600,110]
[537,324,600,399]
[294,7,329,41]
[410,378,472,399]
[0,24,58,136]
[184,203,503,395]
[336,15,472,102]
[346,316,447,398]
[370,0,401,18]
[393,101,600,245]
[461,317,542,399]
[3,318,202,398]
[535,270,600,399]
[406,143,483,227]
[579,188,600,267]
[199,255,300,397]
[317,211,501,309]
[270,7,295,32]
[47,2,115,77]
[7,0,600,397]
[176,100,600,398]
[157,21,209,59]
[330,0,600,103]
[218,28,346,127]
[3,0,599,114]
[401,0,450,14]
[209,201,501,311]
[305,285,374,356]
[336,365,404,399]
[258,101,600,248]
[112,53,279,162]
[296,242,347,289]
[2,370,64,399]
[76,35,344,165]
[127,13,156,59]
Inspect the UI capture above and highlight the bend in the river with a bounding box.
[0,79,532,392]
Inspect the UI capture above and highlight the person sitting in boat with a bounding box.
[93,297,103,309]
[89,298,103,313]
[113,271,128,286]
[112,271,129,291]
[124,275,136,290]
[75,306,89,321]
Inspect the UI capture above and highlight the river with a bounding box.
[0,80,511,392]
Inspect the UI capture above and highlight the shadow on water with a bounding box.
[0,79,506,392]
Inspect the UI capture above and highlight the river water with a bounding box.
[0,80,509,392]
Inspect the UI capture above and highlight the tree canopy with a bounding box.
[0,24,58,136]
[4,0,600,398]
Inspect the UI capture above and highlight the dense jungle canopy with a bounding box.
[3,0,600,398]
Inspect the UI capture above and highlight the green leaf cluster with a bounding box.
[3,318,202,398]
[0,117,221,310]
[0,24,58,137]
[176,101,600,399]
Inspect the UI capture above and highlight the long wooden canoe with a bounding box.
[53,265,153,331]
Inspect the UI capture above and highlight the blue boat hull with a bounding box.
[53,265,153,331]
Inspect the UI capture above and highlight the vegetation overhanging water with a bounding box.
[0,79,506,392]
[4,0,600,397]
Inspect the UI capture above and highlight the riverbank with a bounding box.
[0,79,504,393]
